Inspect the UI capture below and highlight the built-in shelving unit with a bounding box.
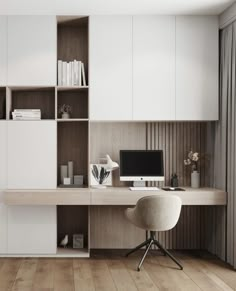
[57,121,89,186]
[56,16,90,257]
[0,15,220,258]
[9,87,55,119]
[57,16,89,87]
[57,205,89,256]
[57,87,88,119]
[0,87,6,119]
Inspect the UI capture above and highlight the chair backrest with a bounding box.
[133,195,182,231]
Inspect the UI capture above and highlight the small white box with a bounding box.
[63,177,71,185]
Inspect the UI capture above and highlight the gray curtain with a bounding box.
[215,21,236,267]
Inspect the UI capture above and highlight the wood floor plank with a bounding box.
[182,258,233,291]
[12,258,38,291]
[90,259,116,291]
[123,257,160,291]
[107,259,138,291]
[54,259,74,291]
[33,259,54,289]
[194,258,236,290]
[0,258,22,291]
[73,259,95,291]
[144,254,202,291]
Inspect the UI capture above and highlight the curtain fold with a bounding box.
[216,21,236,267]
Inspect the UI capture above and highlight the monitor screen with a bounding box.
[120,150,164,181]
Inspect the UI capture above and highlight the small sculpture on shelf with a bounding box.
[59,104,72,119]
[60,234,69,248]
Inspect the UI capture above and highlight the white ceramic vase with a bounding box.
[62,112,70,119]
[191,171,200,188]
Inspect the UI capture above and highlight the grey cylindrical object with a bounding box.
[60,165,68,184]
[191,171,200,188]
[68,161,73,184]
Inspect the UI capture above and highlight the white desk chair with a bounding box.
[125,194,182,271]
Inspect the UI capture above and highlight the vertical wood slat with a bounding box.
[146,122,214,250]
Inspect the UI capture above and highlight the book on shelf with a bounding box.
[81,63,86,86]
[57,59,87,87]
[12,109,41,120]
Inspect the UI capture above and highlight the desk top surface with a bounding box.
[3,187,227,206]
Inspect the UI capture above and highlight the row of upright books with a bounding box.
[12,109,41,120]
[57,60,87,86]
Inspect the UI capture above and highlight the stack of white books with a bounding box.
[57,59,87,86]
[12,109,41,120]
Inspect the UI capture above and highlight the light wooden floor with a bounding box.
[0,251,236,291]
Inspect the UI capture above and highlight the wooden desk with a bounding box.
[2,187,227,255]
[4,187,227,206]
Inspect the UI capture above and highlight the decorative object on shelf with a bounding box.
[73,234,84,249]
[60,165,68,184]
[191,171,200,188]
[74,175,83,186]
[60,234,69,248]
[184,150,200,188]
[171,173,178,187]
[90,154,119,188]
[68,161,73,184]
[59,104,72,119]
[63,177,71,185]
[90,164,112,188]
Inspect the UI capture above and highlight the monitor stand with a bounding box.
[133,181,146,187]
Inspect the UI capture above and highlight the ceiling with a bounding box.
[0,0,235,15]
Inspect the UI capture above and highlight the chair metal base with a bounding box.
[126,231,183,271]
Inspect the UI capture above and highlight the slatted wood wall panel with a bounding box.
[146,122,225,255]
[146,122,208,187]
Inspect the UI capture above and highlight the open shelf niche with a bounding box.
[9,87,55,120]
[57,205,89,257]
[0,87,6,120]
[57,87,88,120]
[57,121,89,187]
[57,16,89,87]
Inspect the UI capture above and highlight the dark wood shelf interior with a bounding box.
[57,17,89,84]
[0,88,6,120]
[57,89,88,119]
[57,121,88,186]
[57,205,88,248]
[11,88,55,119]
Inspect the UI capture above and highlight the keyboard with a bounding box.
[129,187,160,191]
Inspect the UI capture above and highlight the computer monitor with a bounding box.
[120,150,164,183]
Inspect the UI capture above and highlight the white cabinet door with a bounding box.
[90,16,132,120]
[0,192,7,254]
[0,17,7,86]
[0,121,7,189]
[7,121,57,189]
[8,16,57,86]
[8,206,56,254]
[133,16,175,121]
[176,16,219,120]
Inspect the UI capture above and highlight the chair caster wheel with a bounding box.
[137,267,140,272]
